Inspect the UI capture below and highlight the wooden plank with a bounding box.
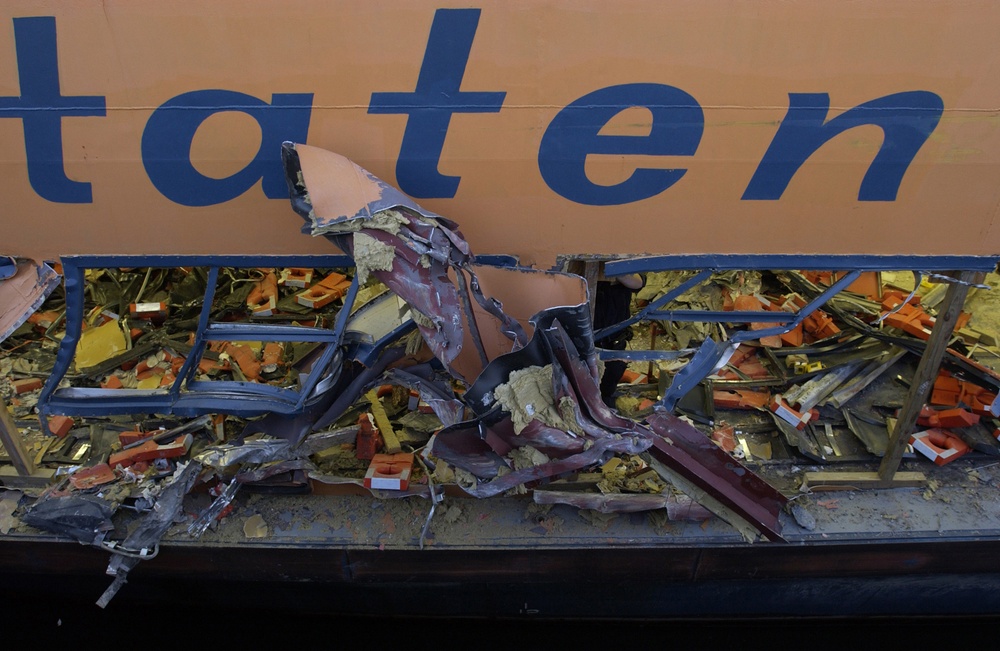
[365,389,401,454]
[0,465,56,489]
[878,271,975,481]
[805,471,926,490]
[0,396,35,476]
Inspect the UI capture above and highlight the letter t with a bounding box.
[0,17,106,203]
[368,9,505,198]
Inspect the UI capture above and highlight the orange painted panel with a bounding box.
[1,0,998,267]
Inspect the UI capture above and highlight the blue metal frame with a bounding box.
[38,254,357,425]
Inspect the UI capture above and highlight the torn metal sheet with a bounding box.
[236,460,315,483]
[195,438,293,469]
[284,143,540,382]
[0,259,60,343]
[286,144,471,373]
[20,492,115,545]
[98,461,202,608]
[297,426,360,455]
[844,408,890,456]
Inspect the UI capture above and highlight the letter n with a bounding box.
[742,91,943,201]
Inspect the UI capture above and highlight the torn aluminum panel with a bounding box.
[283,143,529,383]
[0,258,61,343]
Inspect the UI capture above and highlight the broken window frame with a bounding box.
[37,254,369,425]
[592,254,997,412]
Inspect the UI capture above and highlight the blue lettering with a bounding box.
[743,92,944,201]
[368,8,506,198]
[141,90,313,207]
[0,17,106,203]
[538,84,704,206]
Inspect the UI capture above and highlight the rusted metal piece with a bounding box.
[454,265,491,369]
[644,412,787,542]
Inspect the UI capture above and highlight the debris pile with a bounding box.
[3,145,1000,606]
[616,268,1000,467]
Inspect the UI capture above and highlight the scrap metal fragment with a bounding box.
[784,360,865,412]
[533,489,712,519]
[825,347,907,408]
[20,492,114,544]
[843,408,889,456]
[236,460,314,483]
[98,461,202,608]
[187,478,240,539]
[772,412,825,462]
[297,425,359,455]
[381,367,465,427]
